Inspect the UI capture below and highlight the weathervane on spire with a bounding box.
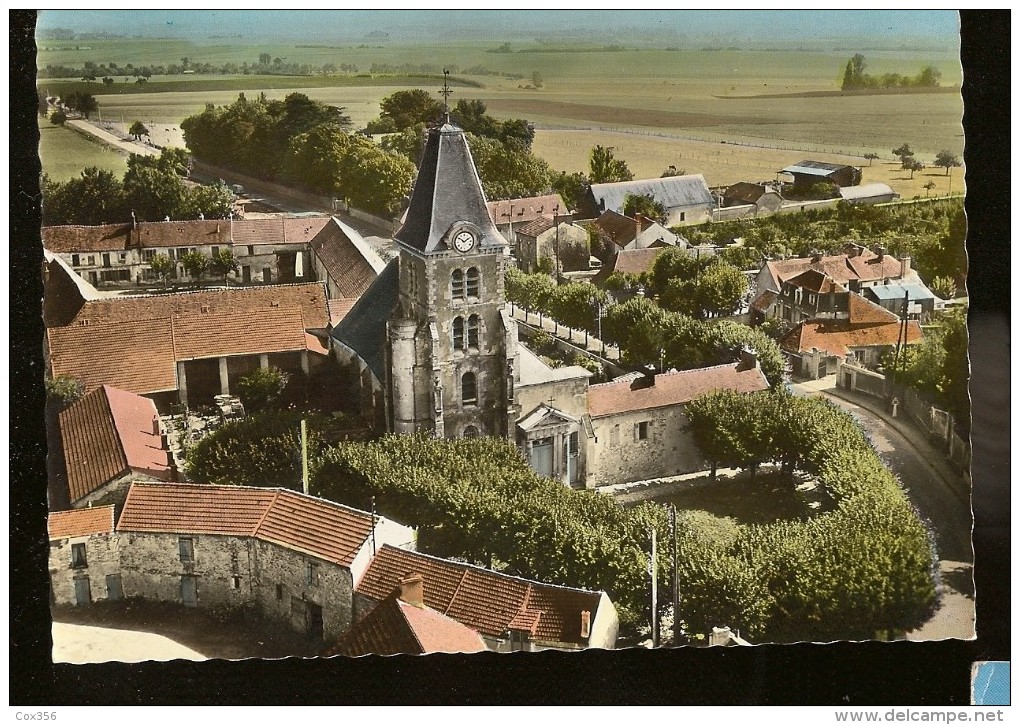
[440,69,452,123]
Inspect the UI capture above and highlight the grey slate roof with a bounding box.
[781,160,853,177]
[394,123,508,254]
[329,258,400,381]
[866,282,936,301]
[588,175,714,213]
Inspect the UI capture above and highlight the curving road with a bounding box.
[793,380,975,641]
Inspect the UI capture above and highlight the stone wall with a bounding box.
[49,532,123,606]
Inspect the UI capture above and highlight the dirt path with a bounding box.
[52,622,206,664]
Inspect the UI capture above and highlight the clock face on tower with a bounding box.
[452,230,476,253]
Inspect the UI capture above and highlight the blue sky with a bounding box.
[37,10,960,43]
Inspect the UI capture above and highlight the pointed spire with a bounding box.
[439,69,452,125]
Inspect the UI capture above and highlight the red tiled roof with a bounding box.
[173,307,307,360]
[595,209,650,247]
[42,224,133,253]
[42,257,92,327]
[515,217,556,238]
[780,295,923,357]
[488,194,566,226]
[785,269,847,294]
[587,363,770,418]
[310,221,380,298]
[723,182,769,205]
[134,220,231,248]
[48,505,116,540]
[228,217,331,246]
[610,247,665,276]
[59,386,171,503]
[356,545,605,646]
[117,483,375,567]
[327,298,358,326]
[336,589,487,656]
[750,289,778,313]
[47,318,179,395]
[766,250,905,289]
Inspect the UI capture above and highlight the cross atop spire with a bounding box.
[439,69,453,122]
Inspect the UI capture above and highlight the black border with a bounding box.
[10,9,1009,705]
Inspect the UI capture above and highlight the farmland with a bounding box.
[38,122,128,181]
[38,38,965,198]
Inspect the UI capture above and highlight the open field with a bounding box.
[38,122,129,181]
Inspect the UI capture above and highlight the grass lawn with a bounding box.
[655,471,818,526]
[39,122,128,181]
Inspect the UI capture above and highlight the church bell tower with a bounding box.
[386,121,518,439]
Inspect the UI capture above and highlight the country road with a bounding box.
[793,379,975,641]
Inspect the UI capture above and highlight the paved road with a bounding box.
[793,379,975,641]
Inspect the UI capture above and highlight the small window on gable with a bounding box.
[71,543,87,568]
[461,372,477,406]
[179,537,195,563]
[451,269,465,300]
[466,267,480,298]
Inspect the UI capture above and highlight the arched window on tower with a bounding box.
[451,269,465,300]
[467,314,480,349]
[466,267,480,299]
[453,316,465,351]
[461,372,477,406]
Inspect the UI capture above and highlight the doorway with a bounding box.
[181,575,198,607]
[73,576,91,606]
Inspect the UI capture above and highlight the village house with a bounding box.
[596,247,667,288]
[513,215,594,274]
[863,281,939,319]
[583,356,770,488]
[333,574,488,656]
[592,209,685,264]
[718,182,784,216]
[352,545,620,652]
[583,175,715,227]
[77,482,416,642]
[486,193,566,247]
[48,505,121,607]
[754,244,918,299]
[779,160,862,189]
[43,253,333,411]
[779,293,924,379]
[51,384,173,512]
[754,269,852,325]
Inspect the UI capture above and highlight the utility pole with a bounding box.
[670,504,680,645]
[553,204,562,285]
[650,527,659,648]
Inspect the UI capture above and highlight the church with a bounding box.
[330,120,769,489]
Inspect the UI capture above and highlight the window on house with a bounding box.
[461,372,477,406]
[679,212,686,222]
[467,314,480,349]
[70,543,87,568]
[119,253,127,263]
[87,255,96,266]
[306,562,320,587]
[247,245,255,256]
[231,576,241,590]
[143,249,155,261]
[211,246,219,255]
[466,267,480,298]
[71,254,80,266]
[610,426,620,447]
[636,421,650,441]
[453,316,465,351]
[179,537,195,563]
[451,269,465,300]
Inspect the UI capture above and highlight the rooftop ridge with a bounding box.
[77,280,327,303]
[587,362,740,391]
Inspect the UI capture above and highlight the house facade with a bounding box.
[48,506,121,607]
[514,216,592,273]
[585,175,714,227]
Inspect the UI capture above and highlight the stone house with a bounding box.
[779,293,924,379]
[755,244,918,297]
[583,358,770,488]
[333,574,488,656]
[716,182,784,219]
[592,209,684,259]
[48,505,121,606]
[584,175,715,226]
[110,482,415,642]
[353,544,620,652]
[513,215,592,273]
[52,384,173,512]
[486,193,566,247]
[43,256,332,411]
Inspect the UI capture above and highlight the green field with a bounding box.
[38,122,129,181]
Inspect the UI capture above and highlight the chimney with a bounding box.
[738,347,759,371]
[876,245,886,261]
[398,574,425,608]
[635,213,644,238]
[811,249,822,263]
[900,255,911,277]
[152,415,161,436]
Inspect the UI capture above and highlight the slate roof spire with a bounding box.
[393,121,507,255]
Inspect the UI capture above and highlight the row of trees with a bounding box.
[505,268,786,387]
[40,55,362,80]
[678,388,936,640]
[840,54,943,91]
[891,143,962,179]
[181,92,416,216]
[42,149,234,226]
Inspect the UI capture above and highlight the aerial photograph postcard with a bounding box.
[35,9,972,664]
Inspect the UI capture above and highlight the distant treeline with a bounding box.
[841,53,941,91]
[368,62,523,80]
[487,42,628,54]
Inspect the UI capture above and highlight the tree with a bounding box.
[149,253,175,288]
[622,193,667,224]
[123,158,189,221]
[74,93,98,120]
[466,134,553,201]
[49,110,67,126]
[38,90,50,116]
[929,275,957,300]
[863,152,880,166]
[259,52,272,66]
[915,65,942,87]
[129,120,150,141]
[698,262,748,317]
[923,180,937,197]
[660,165,686,178]
[531,70,544,88]
[380,123,427,165]
[182,182,235,220]
[551,170,590,212]
[180,251,209,285]
[209,248,239,284]
[892,143,914,162]
[370,89,443,132]
[589,145,633,184]
[343,144,417,217]
[45,375,84,409]
[841,60,856,91]
[902,157,924,179]
[236,367,291,413]
[41,167,128,226]
[933,150,961,176]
